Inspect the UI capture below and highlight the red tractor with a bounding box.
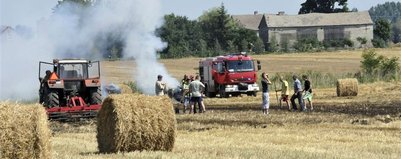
[39,59,102,120]
[199,52,261,98]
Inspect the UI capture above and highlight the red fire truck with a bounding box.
[199,53,261,98]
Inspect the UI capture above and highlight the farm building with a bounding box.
[232,11,264,37]
[1,26,14,41]
[233,11,374,50]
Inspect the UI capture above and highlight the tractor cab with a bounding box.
[38,59,102,121]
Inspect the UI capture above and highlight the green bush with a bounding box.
[343,39,354,47]
[357,37,367,45]
[360,49,400,81]
[372,38,387,48]
[323,39,354,48]
[280,39,290,52]
[252,38,265,54]
[293,38,321,52]
[268,35,279,52]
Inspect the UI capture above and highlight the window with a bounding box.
[297,28,318,40]
[59,63,88,79]
[280,33,296,42]
[226,60,254,72]
[324,27,345,40]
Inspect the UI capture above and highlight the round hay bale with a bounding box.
[97,94,176,153]
[0,102,51,159]
[336,78,359,97]
[118,84,133,94]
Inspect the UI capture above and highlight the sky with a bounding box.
[1,0,400,27]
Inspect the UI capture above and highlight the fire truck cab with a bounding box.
[199,52,261,98]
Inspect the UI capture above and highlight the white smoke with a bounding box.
[0,0,178,100]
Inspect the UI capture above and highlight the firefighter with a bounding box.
[290,75,305,112]
[39,70,51,104]
[155,75,167,96]
[261,72,271,115]
[302,75,313,111]
[275,76,291,111]
[41,70,51,84]
[181,75,191,113]
[189,75,206,114]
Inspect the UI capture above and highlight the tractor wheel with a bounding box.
[47,91,60,108]
[91,88,102,104]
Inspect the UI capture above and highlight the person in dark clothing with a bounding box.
[261,72,271,115]
[302,75,313,111]
[39,70,52,104]
[290,75,305,111]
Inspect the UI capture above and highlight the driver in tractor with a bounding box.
[42,70,51,84]
[39,70,51,104]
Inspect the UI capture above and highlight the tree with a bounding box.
[299,0,349,14]
[369,2,401,23]
[157,14,203,58]
[392,17,401,43]
[232,27,258,52]
[361,50,383,76]
[53,0,93,16]
[369,2,401,44]
[198,3,236,50]
[252,38,265,54]
[373,19,391,44]
[157,4,264,58]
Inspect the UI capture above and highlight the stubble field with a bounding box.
[52,48,401,158]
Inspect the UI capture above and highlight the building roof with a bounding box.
[232,14,264,30]
[1,26,14,34]
[265,11,373,28]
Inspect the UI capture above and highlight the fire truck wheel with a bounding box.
[219,85,229,98]
[205,86,216,98]
[219,91,229,98]
[91,88,102,104]
[247,91,257,97]
[47,91,60,107]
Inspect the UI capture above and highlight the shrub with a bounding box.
[360,49,400,81]
[343,38,354,47]
[357,37,367,45]
[268,35,279,52]
[361,49,383,75]
[252,38,265,54]
[294,38,321,52]
[372,38,387,48]
[323,39,354,48]
[280,39,290,52]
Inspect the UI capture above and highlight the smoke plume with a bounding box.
[0,0,178,100]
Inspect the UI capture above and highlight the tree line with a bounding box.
[369,2,401,45]
[53,0,401,59]
[157,4,264,58]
